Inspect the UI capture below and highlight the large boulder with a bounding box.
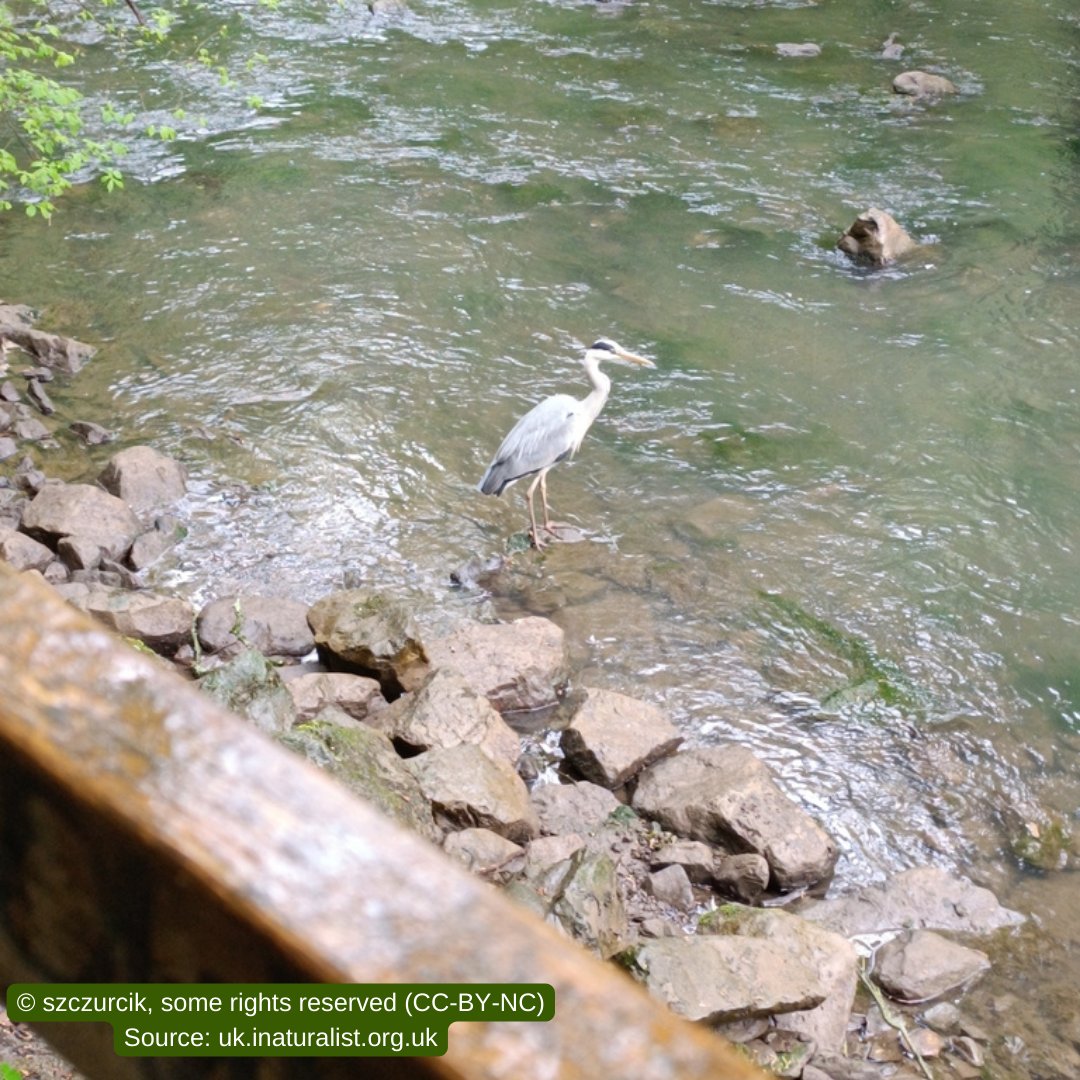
[20,483,141,561]
[837,208,917,267]
[98,446,187,513]
[800,866,1024,937]
[561,688,682,789]
[405,743,538,843]
[280,719,439,843]
[307,588,429,694]
[873,929,990,1002]
[374,669,520,766]
[633,935,827,1024]
[55,581,194,655]
[285,672,386,726]
[699,904,857,1052]
[425,616,568,714]
[632,745,838,891]
[198,594,316,658]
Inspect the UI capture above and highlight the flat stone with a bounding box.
[0,526,53,572]
[635,935,827,1024]
[632,745,838,890]
[425,616,568,714]
[874,929,991,1002]
[777,42,821,57]
[198,594,316,658]
[801,866,1024,937]
[560,687,682,789]
[98,445,187,513]
[0,436,16,461]
[286,672,386,726]
[405,743,538,843]
[698,904,857,1052]
[530,780,621,836]
[374,668,520,766]
[21,482,141,561]
[524,833,586,878]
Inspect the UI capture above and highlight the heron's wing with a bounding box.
[479,394,583,495]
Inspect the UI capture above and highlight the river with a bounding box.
[2,0,1078,1074]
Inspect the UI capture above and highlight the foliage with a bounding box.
[0,1063,24,1080]
[0,3,128,217]
[0,0,279,218]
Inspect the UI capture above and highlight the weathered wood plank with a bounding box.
[0,564,766,1079]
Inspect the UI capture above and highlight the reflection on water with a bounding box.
[2,0,1080,1069]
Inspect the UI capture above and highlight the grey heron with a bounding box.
[478,337,655,549]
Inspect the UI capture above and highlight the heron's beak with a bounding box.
[613,346,656,368]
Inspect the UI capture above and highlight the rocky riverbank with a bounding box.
[0,305,1029,1080]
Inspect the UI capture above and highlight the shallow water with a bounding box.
[3,0,1079,1071]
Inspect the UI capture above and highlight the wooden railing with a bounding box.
[0,565,767,1080]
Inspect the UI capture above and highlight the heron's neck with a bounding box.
[581,356,611,424]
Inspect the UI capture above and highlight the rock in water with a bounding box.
[98,445,187,514]
[893,70,958,98]
[837,208,917,267]
[632,745,839,891]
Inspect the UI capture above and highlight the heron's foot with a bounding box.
[541,522,587,544]
[529,527,548,551]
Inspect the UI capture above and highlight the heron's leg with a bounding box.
[525,472,546,549]
[539,471,572,535]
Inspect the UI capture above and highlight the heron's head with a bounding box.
[584,337,655,368]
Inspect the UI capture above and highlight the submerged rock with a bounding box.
[800,866,1024,937]
[837,208,917,267]
[873,929,991,1002]
[127,515,186,571]
[425,616,568,714]
[0,302,96,374]
[307,588,429,694]
[632,745,839,891]
[777,42,821,58]
[560,687,682,789]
